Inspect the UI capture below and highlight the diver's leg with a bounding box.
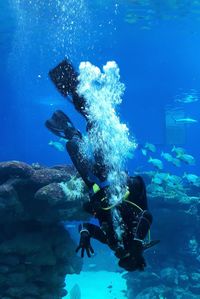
[119,176,153,271]
[128,176,153,240]
[134,210,153,241]
[91,151,109,183]
[120,210,153,271]
[45,110,93,187]
[49,60,87,118]
[46,111,108,188]
[66,137,94,188]
[49,60,110,181]
[126,175,153,242]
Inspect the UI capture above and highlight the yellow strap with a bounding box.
[123,198,143,212]
[91,184,151,241]
[101,189,151,242]
[123,197,151,242]
[102,202,119,211]
[101,191,130,210]
[93,183,100,194]
[124,190,130,200]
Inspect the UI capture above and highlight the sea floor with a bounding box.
[65,270,127,299]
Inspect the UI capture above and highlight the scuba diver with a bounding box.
[45,60,159,272]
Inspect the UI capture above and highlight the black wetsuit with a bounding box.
[47,59,154,270]
[66,128,152,258]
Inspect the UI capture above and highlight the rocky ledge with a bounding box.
[0,161,90,299]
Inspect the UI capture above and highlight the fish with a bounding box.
[48,141,65,152]
[171,158,181,167]
[152,172,169,184]
[183,173,200,186]
[141,149,147,156]
[144,142,156,153]
[161,152,181,167]
[161,152,173,162]
[150,184,164,193]
[167,174,182,185]
[153,172,182,188]
[88,263,97,268]
[174,117,198,124]
[152,176,162,185]
[176,153,196,165]
[148,157,163,170]
[156,172,170,180]
[175,92,199,103]
[166,181,178,189]
[156,185,165,193]
[171,146,186,156]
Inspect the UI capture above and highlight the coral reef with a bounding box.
[0,161,89,299]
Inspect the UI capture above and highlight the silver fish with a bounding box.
[174,117,198,124]
[148,157,163,170]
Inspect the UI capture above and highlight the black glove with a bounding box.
[119,254,146,272]
[118,240,146,272]
[75,230,94,258]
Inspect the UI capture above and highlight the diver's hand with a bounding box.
[76,230,94,258]
[119,240,147,272]
[118,253,146,272]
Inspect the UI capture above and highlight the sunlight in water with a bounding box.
[9,0,90,61]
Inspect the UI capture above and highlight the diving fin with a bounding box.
[49,59,78,98]
[45,110,81,139]
[143,240,160,251]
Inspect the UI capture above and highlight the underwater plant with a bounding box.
[59,176,85,201]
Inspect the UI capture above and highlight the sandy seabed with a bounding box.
[65,270,127,299]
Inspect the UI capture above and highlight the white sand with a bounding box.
[65,271,127,299]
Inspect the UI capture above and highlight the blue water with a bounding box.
[1,1,200,298]
[1,0,200,176]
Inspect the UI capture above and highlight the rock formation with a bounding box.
[1,162,200,298]
[0,161,89,299]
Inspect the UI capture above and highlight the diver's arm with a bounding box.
[76,222,107,258]
[76,223,94,258]
[78,223,107,244]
